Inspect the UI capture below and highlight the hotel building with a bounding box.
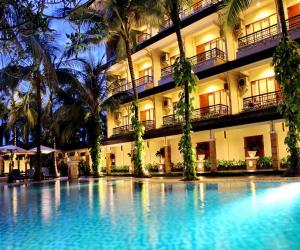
[102,0,300,173]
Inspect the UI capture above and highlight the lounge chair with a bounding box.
[42,167,55,179]
[8,169,25,183]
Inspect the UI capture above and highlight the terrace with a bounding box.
[237,14,300,58]
[111,75,153,95]
[112,120,155,136]
[243,91,282,111]
[162,104,229,126]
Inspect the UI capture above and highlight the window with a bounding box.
[250,77,278,96]
[245,14,277,35]
[122,115,129,126]
[138,67,152,78]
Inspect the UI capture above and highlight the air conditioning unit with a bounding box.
[163,98,172,108]
[161,52,170,62]
[238,76,248,89]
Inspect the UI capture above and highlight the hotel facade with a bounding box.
[102,0,300,174]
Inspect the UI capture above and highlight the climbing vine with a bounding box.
[87,114,103,177]
[130,101,147,177]
[272,37,300,176]
[173,56,198,180]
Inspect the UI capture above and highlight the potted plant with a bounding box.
[196,143,207,160]
[246,141,259,157]
[155,148,165,163]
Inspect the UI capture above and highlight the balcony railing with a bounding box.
[188,48,226,66]
[163,104,229,126]
[111,75,153,95]
[112,120,155,136]
[159,0,221,31]
[238,14,300,47]
[243,91,282,110]
[161,48,225,78]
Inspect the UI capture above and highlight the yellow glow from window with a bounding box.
[255,10,273,21]
[201,34,215,44]
[206,85,218,93]
[143,103,154,110]
[261,69,274,78]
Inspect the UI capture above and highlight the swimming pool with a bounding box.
[1,179,300,250]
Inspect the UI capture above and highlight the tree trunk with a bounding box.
[276,0,288,37]
[124,37,139,119]
[33,75,42,181]
[124,35,147,177]
[174,24,190,126]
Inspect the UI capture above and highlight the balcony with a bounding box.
[111,76,153,95]
[112,120,155,136]
[243,91,282,111]
[158,48,226,86]
[237,14,300,58]
[159,0,221,31]
[188,48,226,73]
[162,104,229,126]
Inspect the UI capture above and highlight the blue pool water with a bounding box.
[1,179,300,250]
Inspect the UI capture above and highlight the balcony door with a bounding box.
[139,67,152,78]
[140,109,153,122]
[196,44,206,63]
[251,77,280,102]
[288,3,300,29]
[245,14,277,35]
[200,90,227,114]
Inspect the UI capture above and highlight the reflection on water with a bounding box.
[0,180,300,250]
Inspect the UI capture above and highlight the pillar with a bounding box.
[68,160,79,180]
[106,153,111,175]
[209,131,217,172]
[270,121,279,170]
[270,131,279,170]
[164,145,172,174]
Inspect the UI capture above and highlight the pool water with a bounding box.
[1,179,300,250]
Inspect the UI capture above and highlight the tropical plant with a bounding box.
[257,156,273,169]
[66,0,161,177]
[56,56,126,177]
[78,160,91,176]
[155,148,165,159]
[222,0,300,176]
[157,0,198,180]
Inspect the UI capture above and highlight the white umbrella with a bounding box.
[0,145,30,173]
[0,145,28,154]
[29,145,58,154]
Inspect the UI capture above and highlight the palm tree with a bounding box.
[156,0,198,180]
[222,0,300,176]
[56,56,126,177]
[67,0,159,177]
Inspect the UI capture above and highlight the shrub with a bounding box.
[145,163,159,172]
[257,156,273,169]
[280,157,288,169]
[58,162,68,177]
[78,160,91,176]
[111,165,130,172]
[204,159,211,171]
[217,160,246,170]
[172,162,183,172]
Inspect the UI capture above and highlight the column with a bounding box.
[209,131,217,172]
[164,145,172,174]
[106,152,111,175]
[270,122,279,170]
